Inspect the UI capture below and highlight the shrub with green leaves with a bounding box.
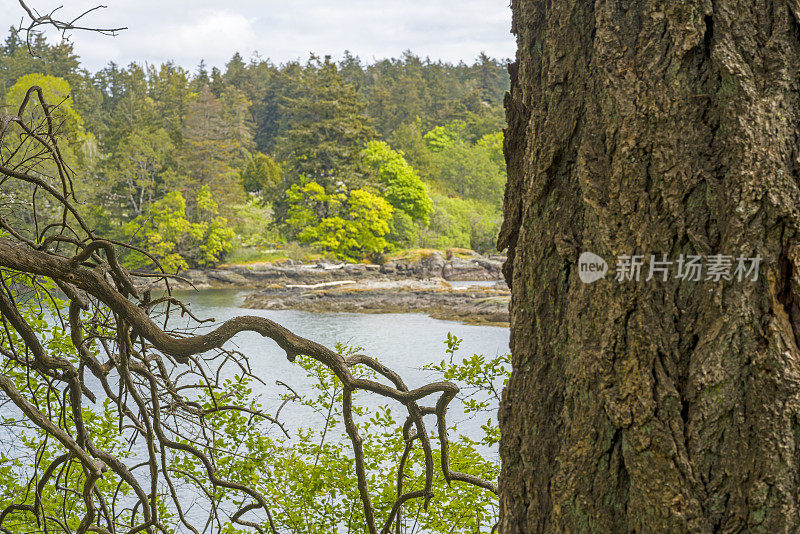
[124,185,235,271]
[285,180,394,261]
[0,283,505,532]
[172,341,503,533]
[423,125,459,152]
[362,140,433,224]
[424,332,510,447]
[419,194,502,253]
[0,282,142,532]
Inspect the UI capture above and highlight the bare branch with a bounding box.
[14,1,127,53]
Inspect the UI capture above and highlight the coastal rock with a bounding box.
[134,250,507,291]
[242,279,510,326]
[381,250,446,278]
[418,250,446,276]
[443,258,499,280]
[206,270,251,286]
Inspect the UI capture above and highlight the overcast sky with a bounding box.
[1,0,515,72]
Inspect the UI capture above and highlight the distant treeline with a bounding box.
[0,29,510,267]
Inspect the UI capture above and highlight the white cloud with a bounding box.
[0,0,515,71]
[133,10,258,64]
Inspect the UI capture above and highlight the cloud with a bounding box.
[0,0,515,71]
[132,10,258,64]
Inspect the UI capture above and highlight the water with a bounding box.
[1,288,510,446]
[173,290,507,530]
[175,288,509,377]
[173,289,509,439]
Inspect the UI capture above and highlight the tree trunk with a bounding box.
[499,0,800,532]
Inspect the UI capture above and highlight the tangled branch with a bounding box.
[0,86,496,533]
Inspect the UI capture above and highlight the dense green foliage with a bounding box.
[0,29,508,264]
[362,140,432,223]
[124,186,236,271]
[284,180,394,261]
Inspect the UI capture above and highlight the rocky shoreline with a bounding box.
[140,250,509,325]
[242,279,510,326]
[150,250,504,289]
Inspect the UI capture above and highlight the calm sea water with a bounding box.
[173,289,509,440]
[2,288,509,444]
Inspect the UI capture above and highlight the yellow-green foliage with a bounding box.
[125,185,235,271]
[3,74,97,176]
[6,74,83,132]
[423,125,459,152]
[476,131,504,166]
[196,186,237,266]
[361,140,432,223]
[421,194,502,252]
[285,180,394,261]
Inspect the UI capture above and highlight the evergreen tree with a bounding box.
[180,86,247,212]
[276,55,376,191]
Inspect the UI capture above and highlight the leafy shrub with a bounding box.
[285,180,394,261]
[362,140,433,223]
[124,185,235,271]
[418,194,501,253]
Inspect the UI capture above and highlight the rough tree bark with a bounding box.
[499,0,800,532]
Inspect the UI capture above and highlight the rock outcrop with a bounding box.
[137,251,506,291]
[242,279,510,325]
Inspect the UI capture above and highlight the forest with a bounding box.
[0,29,509,269]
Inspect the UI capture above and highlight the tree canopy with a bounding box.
[0,28,510,266]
